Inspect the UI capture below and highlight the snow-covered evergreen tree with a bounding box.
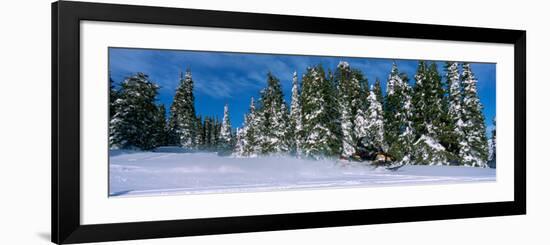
[234,127,245,156]
[218,104,233,155]
[372,78,383,105]
[243,97,260,156]
[411,61,452,165]
[384,66,401,147]
[384,63,415,163]
[364,83,385,152]
[256,72,290,154]
[109,72,160,150]
[152,104,168,147]
[411,61,429,137]
[289,71,304,157]
[353,110,368,140]
[202,117,212,149]
[353,73,369,141]
[488,117,496,168]
[109,77,120,119]
[443,62,464,161]
[168,69,197,149]
[336,61,354,157]
[412,62,446,137]
[336,61,362,157]
[459,63,489,167]
[234,102,256,157]
[277,102,292,152]
[340,104,355,157]
[301,65,341,158]
[210,117,221,151]
[166,115,179,146]
[167,85,180,146]
[195,115,205,149]
[327,68,343,155]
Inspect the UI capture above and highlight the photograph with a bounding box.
[108,48,497,197]
[41,1,534,243]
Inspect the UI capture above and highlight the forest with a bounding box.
[109,61,497,168]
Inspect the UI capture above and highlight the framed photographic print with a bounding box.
[52,1,526,244]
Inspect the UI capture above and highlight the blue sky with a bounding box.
[109,47,496,136]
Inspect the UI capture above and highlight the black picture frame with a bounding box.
[52,1,526,244]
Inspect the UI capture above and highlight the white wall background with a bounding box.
[0,0,547,244]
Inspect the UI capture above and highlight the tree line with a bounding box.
[109,71,233,154]
[109,60,495,167]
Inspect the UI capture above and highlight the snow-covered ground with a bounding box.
[109,150,495,197]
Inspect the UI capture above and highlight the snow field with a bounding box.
[109,150,495,197]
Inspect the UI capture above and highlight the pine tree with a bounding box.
[210,117,221,151]
[427,62,448,146]
[234,126,245,156]
[168,69,197,149]
[234,103,254,157]
[412,62,446,137]
[364,84,385,152]
[256,72,290,154]
[195,115,204,149]
[289,72,304,157]
[411,61,429,136]
[217,118,222,148]
[109,77,120,119]
[167,86,179,146]
[277,102,292,152]
[166,113,179,146]
[411,61,452,165]
[238,97,256,156]
[218,104,233,155]
[434,63,458,164]
[372,78,385,150]
[384,63,415,163]
[384,65,401,148]
[443,62,464,161]
[301,65,341,158]
[152,104,168,147]
[326,68,343,156]
[109,72,160,150]
[203,117,212,149]
[399,73,415,163]
[372,78,383,105]
[353,75,369,142]
[336,62,352,157]
[488,117,496,168]
[340,106,354,157]
[459,63,489,167]
[335,61,362,157]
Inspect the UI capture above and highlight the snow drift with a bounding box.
[109,150,495,197]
